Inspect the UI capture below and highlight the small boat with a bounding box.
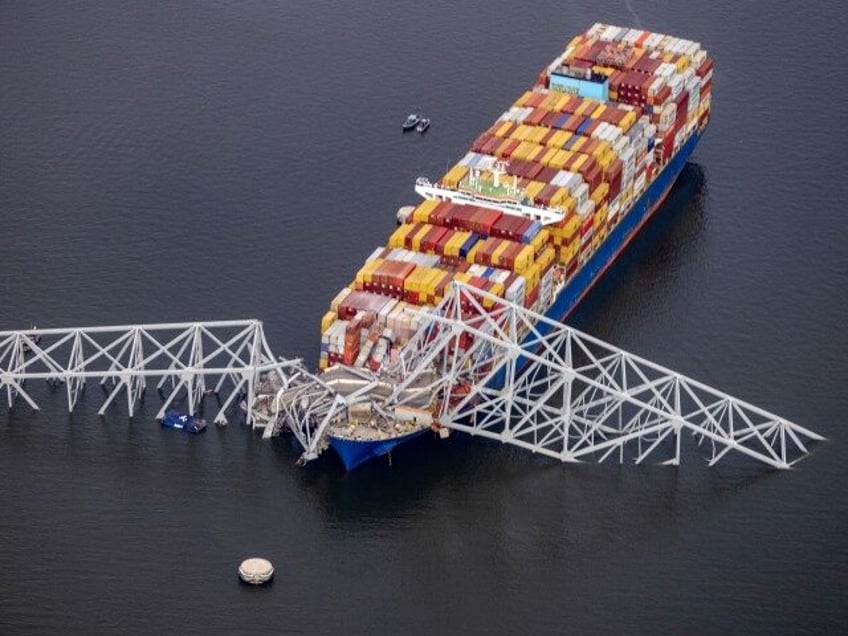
[161,410,207,434]
[415,118,430,134]
[402,113,421,131]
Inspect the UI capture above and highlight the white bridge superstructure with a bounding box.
[0,320,283,425]
[1,294,823,471]
[263,283,823,470]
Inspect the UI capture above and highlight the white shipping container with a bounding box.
[601,25,619,42]
[657,62,677,78]
[634,172,647,194]
[645,33,663,50]
[668,75,684,99]
[587,23,606,38]
[577,198,595,218]
[573,183,590,208]
[330,287,352,312]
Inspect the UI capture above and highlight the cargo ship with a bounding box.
[318,24,714,470]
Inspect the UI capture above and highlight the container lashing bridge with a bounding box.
[1,287,822,470]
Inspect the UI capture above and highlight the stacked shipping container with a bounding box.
[319,23,712,371]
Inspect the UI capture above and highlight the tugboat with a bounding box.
[161,411,207,434]
[415,117,430,134]
[402,113,421,131]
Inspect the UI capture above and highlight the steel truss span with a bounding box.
[389,283,822,469]
[268,282,822,469]
[0,320,301,426]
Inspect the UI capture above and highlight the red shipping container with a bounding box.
[539,112,560,129]
[482,135,502,156]
[525,108,548,126]
[675,90,690,124]
[696,58,715,78]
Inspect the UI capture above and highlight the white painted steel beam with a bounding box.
[381,282,822,470]
[0,320,290,427]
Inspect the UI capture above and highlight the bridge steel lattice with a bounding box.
[386,283,823,469]
[0,320,294,426]
[266,283,822,469]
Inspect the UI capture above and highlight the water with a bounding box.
[2,1,847,633]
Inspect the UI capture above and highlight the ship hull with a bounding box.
[329,428,430,471]
[327,128,703,470]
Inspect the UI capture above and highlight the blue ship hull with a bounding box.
[328,129,703,471]
[329,428,430,471]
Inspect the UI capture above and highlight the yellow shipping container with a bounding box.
[410,224,430,252]
[540,147,560,167]
[413,199,439,222]
[558,241,579,264]
[560,214,581,240]
[593,209,606,229]
[570,136,587,153]
[591,183,610,205]
[514,244,535,273]
[321,311,336,334]
[443,232,462,257]
[570,154,587,171]
[530,228,550,254]
[538,246,556,270]
[495,121,514,137]
[524,181,546,201]
[526,144,546,163]
[550,150,570,169]
[491,240,511,268]
[515,90,536,107]
[512,124,534,141]
[388,224,412,248]
[675,55,690,72]
[466,242,482,264]
[442,164,469,189]
[357,258,382,284]
[529,127,548,144]
[551,190,574,211]
[494,138,515,159]
[591,104,607,120]
[619,111,637,133]
[548,130,571,149]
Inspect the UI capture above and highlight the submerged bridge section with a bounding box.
[266,283,822,470]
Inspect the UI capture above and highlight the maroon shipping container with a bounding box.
[436,228,454,255]
[540,111,561,129]
[535,182,560,205]
[451,205,478,232]
[675,90,690,124]
[564,114,584,133]
[524,162,544,181]
[338,290,392,320]
[472,133,494,154]
[696,58,714,78]
[403,223,424,250]
[481,135,502,156]
[429,201,452,227]
[473,208,503,235]
[499,138,522,159]
[422,225,449,253]
[606,159,623,200]
[650,84,671,107]
[525,107,548,126]
[491,214,521,240]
